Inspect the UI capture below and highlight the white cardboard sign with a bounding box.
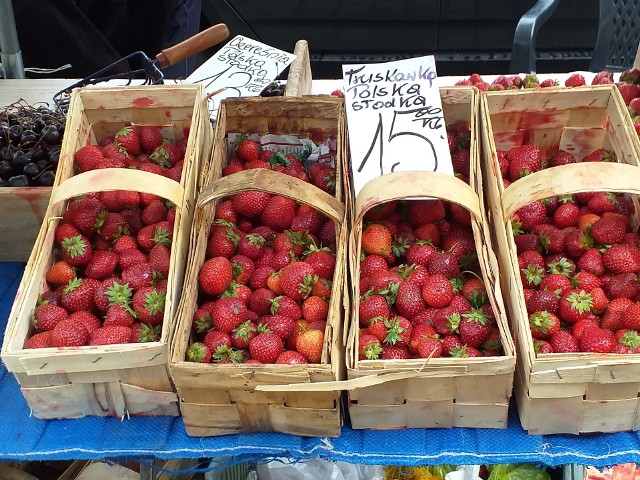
[186,35,295,119]
[342,56,453,196]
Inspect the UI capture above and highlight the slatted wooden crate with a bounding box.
[480,84,640,434]
[1,84,211,419]
[345,87,516,430]
[169,96,348,437]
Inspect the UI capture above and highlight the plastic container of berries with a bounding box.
[1,84,212,419]
[481,84,640,434]
[169,96,348,437]
[344,87,516,430]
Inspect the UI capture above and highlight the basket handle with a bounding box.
[156,24,230,69]
[50,169,185,207]
[501,162,640,219]
[197,169,345,225]
[354,170,482,224]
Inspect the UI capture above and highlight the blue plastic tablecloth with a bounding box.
[2,262,640,467]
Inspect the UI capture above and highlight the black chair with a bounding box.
[510,0,640,73]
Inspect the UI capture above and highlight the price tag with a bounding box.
[186,35,296,119]
[342,56,453,197]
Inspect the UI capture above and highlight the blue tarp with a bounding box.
[2,262,640,467]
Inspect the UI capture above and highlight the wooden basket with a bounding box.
[284,40,312,98]
[1,84,211,419]
[345,87,516,430]
[169,96,348,437]
[480,84,640,434]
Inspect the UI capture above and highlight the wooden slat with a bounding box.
[452,402,509,429]
[268,405,341,437]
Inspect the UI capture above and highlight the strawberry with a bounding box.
[295,329,324,363]
[276,351,308,364]
[261,195,297,231]
[268,295,301,320]
[359,293,390,326]
[572,271,602,292]
[60,277,97,312]
[301,295,328,322]
[507,145,543,181]
[249,265,277,290]
[309,163,336,194]
[529,311,561,339]
[149,244,171,277]
[428,252,460,279]
[548,150,577,167]
[590,287,608,313]
[206,225,241,259]
[577,248,605,277]
[199,257,233,295]
[141,199,168,226]
[129,323,160,343]
[33,303,68,331]
[362,223,392,257]
[621,68,640,84]
[229,320,257,350]
[45,260,75,286]
[421,274,453,308]
[536,225,564,254]
[459,309,491,347]
[564,73,586,87]
[232,191,271,218]
[395,282,425,319]
[408,324,438,354]
[51,319,89,347]
[515,233,540,254]
[74,145,104,172]
[89,325,132,346]
[121,263,154,290]
[553,203,580,229]
[622,302,640,330]
[549,329,579,353]
[186,342,212,363]
[249,332,283,363]
[203,330,232,354]
[533,339,554,354]
[616,82,640,105]
[304,245,335,279]
[381,346,411,359]
[235,138,260,162]
[364,202,398,221]
[359,333,383,360]
[132,287,165,325]
[136,222,171,251]
[104,303,136,327]
[113,235,139,253]
[408,199,446,226]
[99,190,140,212]
[451,345,483,357]
[564,229,594,258]
[518,251,546,288]
[592,71,614,85]
[55,224,81,245]
[558,290,593,324]
[515,201,547,231]
[603,273,639,299]
[115,126,141,155]
[61,235,92,267]
[526,290,559,314]
[291,210,324,236]
[280,262,317,301]
[98,212,130,242]
[539,79,559,88]
[603,244,640,274]
[587,192,618,213]
[417,336,443,358]
[138,126,164,152]
[24,331,54,349]
[580,326,616,353]
[406,242,437,267]
[84,251,119,280]
[211,297,247,333]
[383,316,412,347]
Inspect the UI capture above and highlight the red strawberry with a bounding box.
[571,317,600,341]
[603,244,640,274]
[24,331,54,349]
[558,290,593,324]
[235,138,260,162]
[407,199,446,226]
[203,330,231,353]
[121,262,154,290]
[518,250,546,288]
[564,73,586,87]
[359,293,390,326]
[534,340,554,354]
[149,244,171,277]
[51,319,89,347]
[249,265,277,290]
[136,222,171,251]
[395,282,425,319]
[564,229,594,258]
[186,342,212,363]
[280,262,317,301]
[304,245,335,279]
[309,163,336,194]
[61,235,92,267]
[249,331,283,363]
[211,297,247,333]
[459,309,491,347]
[132,287,165,325]
[548,150,577,167]
[622,302,640,330]
[529,311,561,339]
[301,295,328,323]
[115,126,141,155]
[536,225,564,254]
[592,71,614,85]
[60,277,97,312]
[45,260,75,286]
[553,202,580,229]
[590,287,608,313]
[84,251,119,280]
[526,290,559,314]
[276,351,308,364]
[261,195,297,231]
[262,314,296,340]
[417,336,443,358]
[616,82,640,105]
[381,346,411,359]
[421,274,453,308]
[515,233,540,254]
[580,326,616,353]
[359,333,383,360]
[364,202,398,221]
[138,126,164,152]
[577,248,605,277]
[590,216,627,245]
[140,199,168,226]
[361,223,392,257]
[408,324,438,354]
[104,303,135,327]
[549,329,579,353]
[130,323,160,343]
[428,252,460,279]
[587,192,619,213]
[199,257,233,295]
[514,201,547,231]
[603,273,639,299]
[572,271,602,292]
[507,145,543,181]
[230,320,257,350]
[55,224,81,245]
[74,145,104,172]
[406,242,437,267]
[89,325,132,346]
[232,191,271,218]
[33,303,68,331]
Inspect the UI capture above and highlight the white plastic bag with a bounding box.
[255,457,384,480]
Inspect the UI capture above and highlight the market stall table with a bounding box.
[1,262,640,468]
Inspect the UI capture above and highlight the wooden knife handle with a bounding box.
[156,23,230,68]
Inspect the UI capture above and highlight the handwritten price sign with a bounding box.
[186,35,295,119]
[342,56,453,196]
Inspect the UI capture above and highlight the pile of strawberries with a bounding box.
[499,143,640,354]
[25,189,176,348]
[356,128,503,361]
[184,134,339,365]
[72,125,188,182]
[457,70,640,136]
